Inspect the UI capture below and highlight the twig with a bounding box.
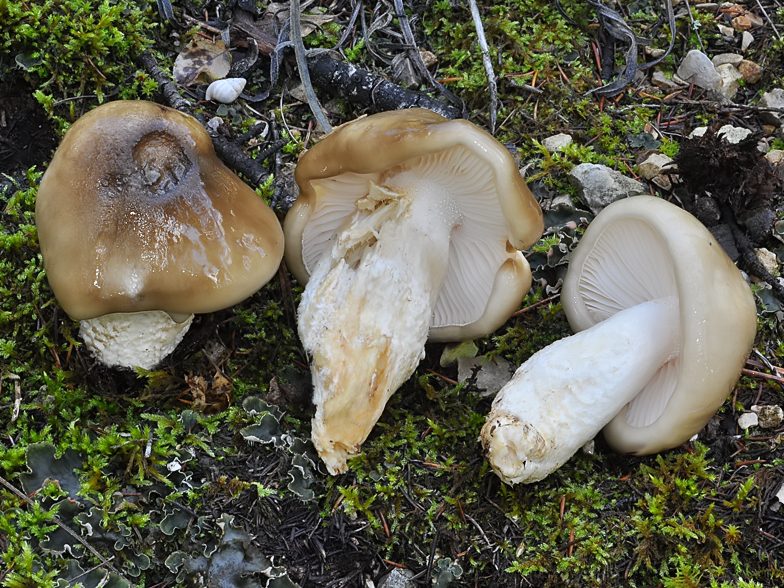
[755,0,783,41]
[741,368,784,385]
[0,476,129,582]
[254,138,290,162]
[306,53,461,119]
[683,0,704,52]
[511,293,561,316]
[66,556,117,584]
[465,514,494,549]
[138,51,191,112]
[334,0,363,51]
[426,526,439,583]
[181,13,225,36]
[392,0,465,115]
[207,128,271,185]
[468,0,497,131]
[425,369,458,386]
[290,0,332,133]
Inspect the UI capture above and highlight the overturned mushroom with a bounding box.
[285,109,543,474]
[36,100,284,369]
[481,196,757,484]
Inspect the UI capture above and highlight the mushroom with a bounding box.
[285,109,544,474]
[481,196,757,484]
[36,100,284,369]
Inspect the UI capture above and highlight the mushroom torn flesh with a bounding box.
[285,109,543,474]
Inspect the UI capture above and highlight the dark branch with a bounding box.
[306,53,461,120]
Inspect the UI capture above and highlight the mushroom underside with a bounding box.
[573,217,681,427]
[298,147,533,474]
[301,148,513,331]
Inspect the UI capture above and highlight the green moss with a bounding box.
[1,0,157,131]
[491,292,571,366]
[1,0,782,585]
[0,170,63,379]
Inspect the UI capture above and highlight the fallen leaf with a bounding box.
[173,37,231,85]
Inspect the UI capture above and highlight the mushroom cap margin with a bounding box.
[283,108,544,285]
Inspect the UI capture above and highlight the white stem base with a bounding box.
[300,178,460,474]
[481,297,680,484]
[80,311,194,369]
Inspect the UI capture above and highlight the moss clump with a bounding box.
[0,0,157,131]
[0,170,66,380]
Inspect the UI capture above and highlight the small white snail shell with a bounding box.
[205,78,247,104]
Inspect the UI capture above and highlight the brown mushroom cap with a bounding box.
[284,108,543,340]
[36,100,284,321]
[562,196,757,454]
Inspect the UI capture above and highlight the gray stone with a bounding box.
[718,24,736,38]
[689,126,708,139]
[753,404,784,429]
[712,53,744,67]
[718,124,753,144]
[652,70,683,90]
[741,31,754,51]
[737,411,758,429]
[651,175,673,190]
[637,153,675,179]
[677,50,722,90]
[754,249,779,275]
[759,89,784,127]
[766,149,784,166]
[458,355,515,397]
[542,133,573,153]
[378,569,416,588]
[716,63,743,98]
[567,164,645,214]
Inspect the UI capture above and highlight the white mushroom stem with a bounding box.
[79,311,194,370]
[481,296,681,485]
[299,174,463,474]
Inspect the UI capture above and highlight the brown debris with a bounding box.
[676,129,779,217]
[229,8,279,55]
[183,370,233,413]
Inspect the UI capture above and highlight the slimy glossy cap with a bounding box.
[36,100,284,321]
